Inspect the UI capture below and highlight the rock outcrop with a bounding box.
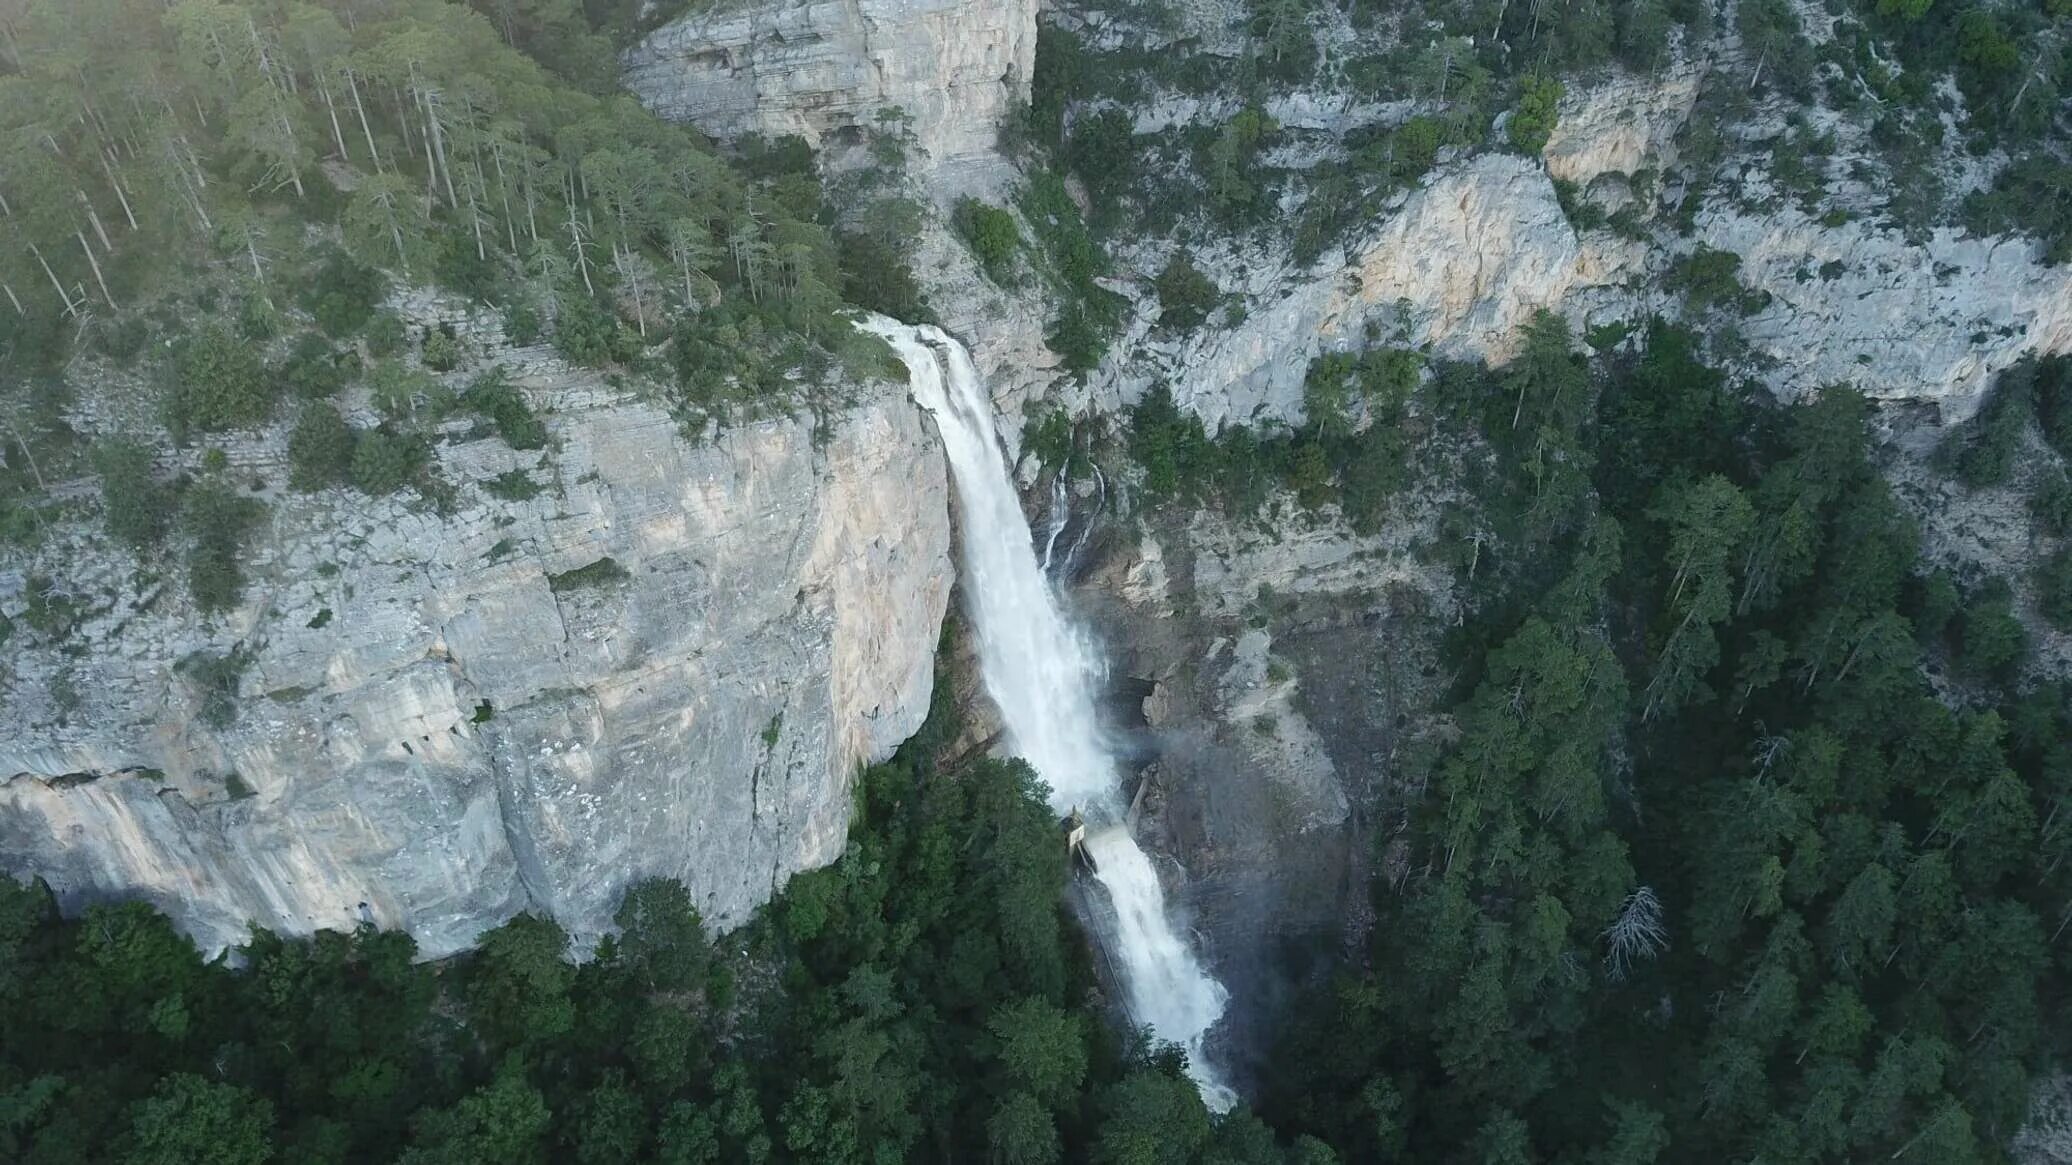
[0,355,951,958]
[1698,206,2072,416]
[623,0,1036,189]
[1101,154,1611,431]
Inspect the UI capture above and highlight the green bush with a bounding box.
[1942,369,2032,488]
[838,229,932,322]
[93,316,151,365]
[364,313,408,357]
[287,404,357,492]
[167,326,273,435]
[1965,158,2072,265]
[236,291,281,341]
[422,326,464,372]
[300,249,388,337]
[178,648,250,730]
[549,556,631,592]
[1667,246,1768,315]
[504,302,544,347]
[349,427,428,495]
[2038,547,2072,631]
[181,478,264,614]
[1023,406,1074,471]
[1507,75,1564,154]
[1959,582,2028,676]
[94,440,174,549]
[277,333,358,400]
[463,367,549,450]
[953,199,1021,283]
[2032,356,2072,460]
[2030,467,2072,536]
[368,360,445,420]
[1390,116,1445,180]
[1154,254,1219,331]
[483,469,543,502]
[553,296,629,367]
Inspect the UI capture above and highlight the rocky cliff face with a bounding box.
[1098,154,1606,431]
[0,339,951,958]
[1073,62,2072,430]
[623,0,1035,190]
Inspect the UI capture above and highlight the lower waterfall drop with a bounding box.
[860,316,1235,1108]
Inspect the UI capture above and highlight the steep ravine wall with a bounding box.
[624,0,1036,191]
[1096,92,2072,431]
[0,350,952,958]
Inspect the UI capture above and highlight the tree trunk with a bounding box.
[99,151,139,230]
[77,230,117,310]
[491,140,518,252]
[318,74,350,160]
[26,241,78,314]
[68,182,111,248]
[522,169,539,245]
[566,177,594,296]
[346,70,380,168]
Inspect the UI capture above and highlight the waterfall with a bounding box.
[859,316,1234,1108]
[1039,474,1071,574]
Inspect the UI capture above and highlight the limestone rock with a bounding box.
[623,0,1036,190]
[1698,207,2072,417]
[0,367,951,958]
[1542,67,1702,188]
[1103,155,1609,431]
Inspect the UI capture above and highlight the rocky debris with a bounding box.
[624,0,1035,194]
[0,359,951,957]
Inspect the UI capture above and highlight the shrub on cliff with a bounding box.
[166,326,272,436]
[349,427,429,496]
[2038,546,2072,631]
[954,199,1021,283]
[181,478,264,614]
[1154,254,1219,331]
[1506,74,1564,154]
[95,441,174,550]
[288,404,357,492]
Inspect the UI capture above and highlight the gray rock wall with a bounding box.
[0,362,951,958]
[623,0,1036,190]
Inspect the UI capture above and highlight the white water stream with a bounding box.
[860,317,1234,1107]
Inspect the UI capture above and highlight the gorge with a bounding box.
[3,0,2072,1158]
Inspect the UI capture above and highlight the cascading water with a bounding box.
[859,316,1235,1108]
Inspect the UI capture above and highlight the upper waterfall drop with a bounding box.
[857,315,1235,1109]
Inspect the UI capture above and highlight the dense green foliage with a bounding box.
[0,659,1339,1165]
[954,199,1023,284]
[2,0,917,451]
[180,475,265,613]
[287,404,357,492]
[94,441,176,549]
[1237,320,2072,1163]
[0,0,945,626]
[1024,0,2072,272]
[1128,344,1421,534]
[1505,75,1563,155]
[1153,254,1220,332]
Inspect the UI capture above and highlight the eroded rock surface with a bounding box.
[0,358,951,958]
[624,0,1035,189]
